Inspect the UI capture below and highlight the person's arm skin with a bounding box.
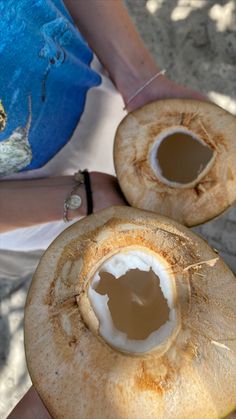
[64,0,205,111]
[7,387,51,419]
[0,172,126,233]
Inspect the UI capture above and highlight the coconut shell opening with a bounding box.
[95,270,169,339]
[88,250,178,353]
[114,99,236,226]
[150,127,214,187]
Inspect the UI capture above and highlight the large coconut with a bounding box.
[24,206,236,419]
[114,99,236,226]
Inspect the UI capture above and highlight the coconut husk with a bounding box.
[114,99,236,226]
[25,206,236,419]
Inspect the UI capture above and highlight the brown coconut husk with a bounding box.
[114,99,236,226]
[25,206,236,419]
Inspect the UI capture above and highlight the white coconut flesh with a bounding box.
[150,126,215,188]
[88,250,178,354]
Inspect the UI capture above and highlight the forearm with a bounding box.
[0,176,79,232]
[64,0,160,102]
[0,173,126,233]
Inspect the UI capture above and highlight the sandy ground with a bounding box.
[125,0,236,273]
[0,1,236,418]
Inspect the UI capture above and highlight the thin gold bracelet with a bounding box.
[124,69,166,109]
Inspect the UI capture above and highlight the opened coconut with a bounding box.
[24,206,236,418]
[114,99,236,226]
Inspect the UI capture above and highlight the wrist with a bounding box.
[63,172,126,222]
[45,176,87,222]
[115,57,160,104]
[90,172,126,212]
[63,171,90,222]
[125,75,207,112]
[124,70,167,110]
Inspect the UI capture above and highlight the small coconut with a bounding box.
[25,206,236,419]
[114,99,236,226]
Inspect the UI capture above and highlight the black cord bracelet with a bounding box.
[82,169,93,215]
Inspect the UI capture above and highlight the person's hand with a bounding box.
[7,386,51,419]
[90,172,127,212]
[125,73,207,113]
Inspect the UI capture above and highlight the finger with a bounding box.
[7,386,51,419]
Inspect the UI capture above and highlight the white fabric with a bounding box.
[1,57,126,252]
[0,219,77,252]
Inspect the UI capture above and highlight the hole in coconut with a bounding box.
[150,127,214,186]
[95,269,169,340]
[88,250,179,354]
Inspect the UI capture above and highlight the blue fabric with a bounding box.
[0,0,101,175]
